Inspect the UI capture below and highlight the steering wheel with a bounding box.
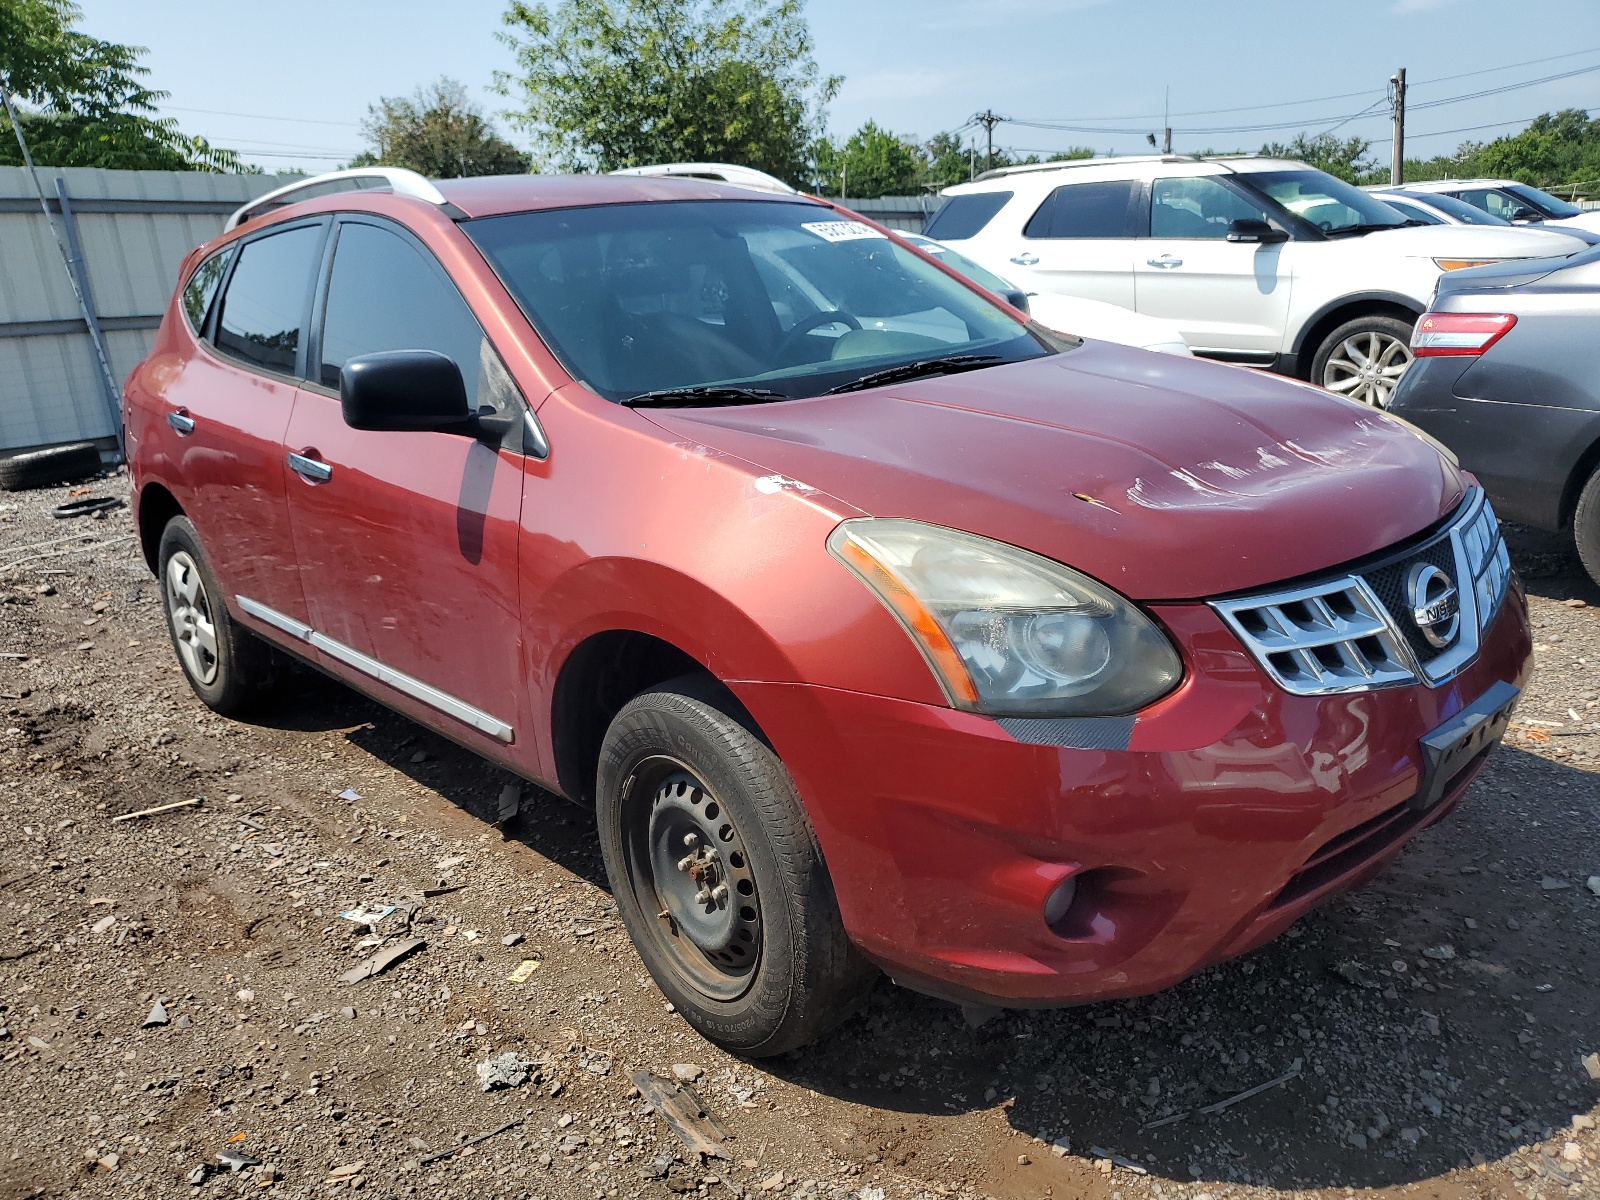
[777,310,862,358]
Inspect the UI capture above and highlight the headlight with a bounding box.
[827,518,1183,716]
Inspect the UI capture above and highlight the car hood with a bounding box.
[1354,222,1580,260]
[646,342,1466,600]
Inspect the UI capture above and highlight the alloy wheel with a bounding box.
[164,550,219,685]
[1321,330,1414,407]
[622,758,762,1002]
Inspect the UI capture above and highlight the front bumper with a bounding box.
[733,585,1531,1007]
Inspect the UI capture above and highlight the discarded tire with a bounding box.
[0,442,103,491]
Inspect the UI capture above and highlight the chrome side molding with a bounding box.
[234,595,514,743]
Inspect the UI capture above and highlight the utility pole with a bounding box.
[1162,87,1171,154]
[1389,67,1406,185]
[972,110,1004,173]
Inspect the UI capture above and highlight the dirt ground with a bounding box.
[1,472,1596,1200]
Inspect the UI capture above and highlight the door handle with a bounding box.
[1009,252,1040,266]
[287,451,332,483]
[166,410,195,435]
[1146,256,1183,269]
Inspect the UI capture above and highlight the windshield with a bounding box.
[1399,191,1509,225]
[1242,169,1409,234]
[1504,183,1583,219]
[464,200,1048,403]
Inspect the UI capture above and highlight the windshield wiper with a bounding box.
[824,354,1005,396]
[1324,221,1410,238]
[619,385,790,408]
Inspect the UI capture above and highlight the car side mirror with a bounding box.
[1509,206,1542,223]
[340,350,513,441]
[1226,218,1289,244]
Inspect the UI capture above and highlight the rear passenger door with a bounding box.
[281,216,529,752]
[168,220,327,627]
[1003,178,1142,307]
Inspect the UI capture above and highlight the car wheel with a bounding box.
[1312,315,1416,408]
[157,516,279,715]
[1573,466,1600,590]
[596,683,874,1056]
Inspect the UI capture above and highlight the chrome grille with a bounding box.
[1213,578,1416,694]
[1213,489,1512,696]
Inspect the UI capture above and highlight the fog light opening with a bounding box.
[1043,875,1079,933]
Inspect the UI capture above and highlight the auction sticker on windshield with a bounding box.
[802,220,886,242]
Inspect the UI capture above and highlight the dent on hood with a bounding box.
[1125,425,1399,512]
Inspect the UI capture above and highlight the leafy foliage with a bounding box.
[811,125,1095,199]
[350,78,530,177]
[1403,109,1600,195]
[495,0,836,185]
[1259,133,1379,185]
[0,0,240,170]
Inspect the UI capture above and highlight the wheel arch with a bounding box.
[1289,292,1424,379]
[1560,429,1600,531]
[549,629,766,807]
[135,481,184,574]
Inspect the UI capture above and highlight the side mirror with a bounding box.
[340,350,513,441]
[1226,217,1288,244]
[1000,288,1031,314]
[1509,206,1542,223]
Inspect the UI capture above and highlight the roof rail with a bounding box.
[224,167,450,232]
[971,153,1200,183]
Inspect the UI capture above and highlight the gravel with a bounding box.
[0,474,1595,1200]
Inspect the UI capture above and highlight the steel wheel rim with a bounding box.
[621,756,761,1002]
[1322,329,1413,408]
[165,550,219,685]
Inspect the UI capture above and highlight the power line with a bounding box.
[162,104,361,128]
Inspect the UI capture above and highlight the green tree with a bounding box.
[495,0,837,185]
[351,78,530,177]
[0,0,240,170]
[1259,132,1379,184]
[1400,111,1600,196]
[813,120,923,198]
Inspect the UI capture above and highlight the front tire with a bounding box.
[596,684,873,1055]
[1573,466,1600,589]
[1311,314,1415,408]
[157,516,279,715]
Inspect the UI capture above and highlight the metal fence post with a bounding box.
[53,178,125,460]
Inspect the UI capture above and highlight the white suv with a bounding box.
[930,155,1572,406]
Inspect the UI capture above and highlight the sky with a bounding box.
[75,0,1600,176]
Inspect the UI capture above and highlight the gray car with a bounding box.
[1387,245,1600,585]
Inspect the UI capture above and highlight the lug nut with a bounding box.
[676,854,696,872]
[682,832,699,848]
[695,888,712,904]
[710,883,729,902]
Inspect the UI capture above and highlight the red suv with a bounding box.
[125,168,1531,1055]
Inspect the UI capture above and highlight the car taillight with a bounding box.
[1411,312,1517,357]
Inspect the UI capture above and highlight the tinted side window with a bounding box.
[1149,177,1274,239]
[1452,189,1497,215]
[214,226,322,374]
[319,222,488,407]
[924,192,1013,240]
[182,248,232,333]
[1023,181,1138,239]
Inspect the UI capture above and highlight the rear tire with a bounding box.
[157,516,279,715]
[596,684,874,1056]
[1311,314,1415,408]
[0,442,102,491]
[1573,466,1600,589]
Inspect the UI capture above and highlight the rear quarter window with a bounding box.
[181,248,233,334]
[924,192,1013,240]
